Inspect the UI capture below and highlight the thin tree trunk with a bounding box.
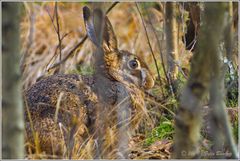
[2,2,25,159]
[208,2,238,158]
[173,3,237,159]
[165,2,179,81]
[208,68,238,158]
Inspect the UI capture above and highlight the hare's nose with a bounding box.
[140,69,154,90]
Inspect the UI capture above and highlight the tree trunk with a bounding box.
[208,2,238,158]
[2,2,25,159]
[165,2,179,81]
[173,3,237,159]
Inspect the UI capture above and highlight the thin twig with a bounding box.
[47,35,87,71]
[48,2,119,71]
[45,3,64,71]
[145,3,178,103]
[144,4,171,98]
[55,2,62,61]
[45,31,72,70]
[46,6,58,34]
[135,2,164,95]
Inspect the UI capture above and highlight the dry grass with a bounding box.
[20,2,192,90]
[21,2,195,159]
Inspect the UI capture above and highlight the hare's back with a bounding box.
[25,74,98,118]
[25,74,98,155]
[27,74,93,102]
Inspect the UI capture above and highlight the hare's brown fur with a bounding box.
[25,6,154,159]
[25,74,120,156]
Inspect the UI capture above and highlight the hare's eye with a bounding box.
[129,59,139,69]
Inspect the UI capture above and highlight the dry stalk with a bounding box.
[135,3,163,93]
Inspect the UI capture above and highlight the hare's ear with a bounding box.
[83,6,104,47]
[103,17,118,52]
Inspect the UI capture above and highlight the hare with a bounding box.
[24,6,154,159]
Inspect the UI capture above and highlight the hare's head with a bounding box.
[83,6,154,90]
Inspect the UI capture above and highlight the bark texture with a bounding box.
[208,2,238,158]
[173,3,237,159]
[2,2,25,159]
[165,2,179,81]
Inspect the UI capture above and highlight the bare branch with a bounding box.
[54,2,62,61]
[46,6,58,33]
[47,2,119,71]
[45,2,66,71]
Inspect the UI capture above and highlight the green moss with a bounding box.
[225,68,238,107]
[145,117,174,146]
